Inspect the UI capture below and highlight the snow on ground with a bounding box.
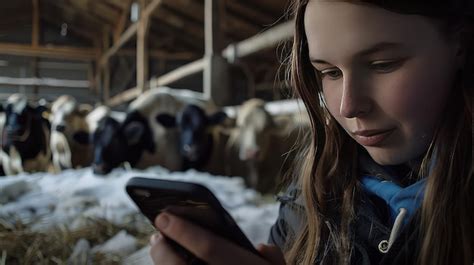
[0,166,279,248]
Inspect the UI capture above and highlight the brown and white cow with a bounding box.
[0,94,51,175]
[49,95,93,172]
[228,98,308,193]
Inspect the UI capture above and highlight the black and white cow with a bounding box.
[0,94,51,175]
[92,90,183,175]
[49,95,93,172]
[156,104,245,176]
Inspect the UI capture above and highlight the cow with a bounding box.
[92,90,185,175]
[49,95,93,172]
[156,104,246,176]
[0,94,52,175]
[228,98,308,193]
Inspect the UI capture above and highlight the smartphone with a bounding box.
[125,177,260,264]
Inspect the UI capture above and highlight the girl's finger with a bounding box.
[257,244,286,265]
[155,213,271,265]
[149,232,187,265]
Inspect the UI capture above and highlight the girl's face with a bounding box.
[304,1,460,165]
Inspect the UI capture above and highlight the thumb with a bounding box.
[257,244,286,265]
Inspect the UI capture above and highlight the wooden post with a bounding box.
[137,0,150,93]
[32,0,40,48]
[32,0,40,99]
[203,0,230,106]
[95,61,102,97]
[88,62,95,92]
[102,31,111,101]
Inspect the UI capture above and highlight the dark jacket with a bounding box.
[268,153,422,264]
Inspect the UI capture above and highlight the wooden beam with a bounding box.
[100,23,138,65]
[103,32,111,101]
[0,43,98,61]
[161,0,260,39]
[100,0,163,65]
[32,0,40,47]
[105,18,293,107]
[137,0,150,93]
[151,7,204,41]
[222,20,294,61]
[40,6,99,43]
[95,61,102,94]
[0,76,90,88]
[88,62,95,92]
[114,0,132,43]
[203,0,230,105]
[143,0,164,18]
[107,87,140,106]
[149,17,204,52]
[151,58,205,87]
[117,49,197,60]
[205,0,224,56]
[107,58,206,107]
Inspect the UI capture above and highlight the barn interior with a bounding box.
[0,0,307,264]
[0,0,293,107]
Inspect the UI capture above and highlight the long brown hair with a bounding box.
[283,1,473,264]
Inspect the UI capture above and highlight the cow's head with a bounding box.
[50,96,90,145]
[1,94,47,147]
[92,111,154,174]
[234,99,274,161]
[156,104,227,167]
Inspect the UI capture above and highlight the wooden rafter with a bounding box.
[113,0,132,43]
[40,2,101,43]
[0,43,99,61]
[100,0,164,65]
[149,18,203,52]
[0,76,90,88]
[106,18,293,107]
[162,0,261,39]
[43,0,110,30]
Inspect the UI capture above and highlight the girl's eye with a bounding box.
[370,60,403,72]
[318,69,342,80]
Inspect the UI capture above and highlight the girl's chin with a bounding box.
[364,148,406,166]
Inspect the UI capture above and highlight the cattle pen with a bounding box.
[0,1,307,264]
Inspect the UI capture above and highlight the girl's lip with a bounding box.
[353,128,395,146]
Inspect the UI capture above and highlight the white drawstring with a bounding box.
[387,208,407,250]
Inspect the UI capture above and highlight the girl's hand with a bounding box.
[149,212,286,265]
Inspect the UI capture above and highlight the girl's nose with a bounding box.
[340,76,372,118]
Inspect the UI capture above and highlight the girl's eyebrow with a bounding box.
[310,42,406,64]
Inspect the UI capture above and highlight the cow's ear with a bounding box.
[73,131,91,145]
[35,105,48,114]
[208,111,227,125]
[35,105,50,119]
[123,121,145,146]
[155,113,176,128]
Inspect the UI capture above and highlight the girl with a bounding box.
[148,0,473,264]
